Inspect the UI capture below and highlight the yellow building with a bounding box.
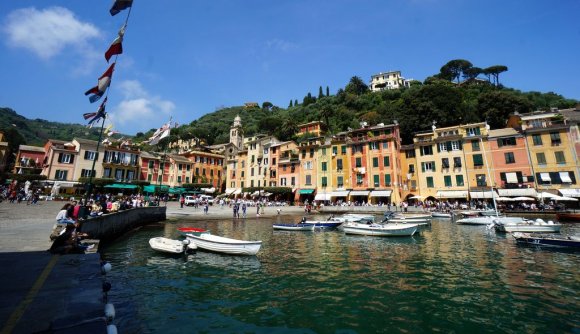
[328,133,351,203]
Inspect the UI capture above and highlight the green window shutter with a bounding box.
[473,154,483,166]
[383,156,390,167]
[455,175,464,186]
[444,175,452,187]
[421,162,425,172]
[373,175,379,186]
[385,174,391,186]
[426,177,434,188]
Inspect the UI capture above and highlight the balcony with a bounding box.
[279,154,299,164]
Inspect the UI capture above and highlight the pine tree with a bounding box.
[289,100,293,107]
[318,86,324,99]
[326,86,330,96]
[294,99,298,106]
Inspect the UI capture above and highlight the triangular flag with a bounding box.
[85,63,115,103]
[87,97,108,128]
[105,25,125,62]
[110,0,133,16]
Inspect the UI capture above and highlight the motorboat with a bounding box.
[300,216,343,229]
[384,211,432,220]
[149,237,191,254]
[177,227,209,237]
[273,223,315,231]
[332,214,376,223]
[186,233,262,255]
[456,216,524,226]
[343,222,418,236]
[512,232,580,248]
[383,212,431,225]
[494,219,562,233]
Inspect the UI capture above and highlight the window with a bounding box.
[272,158,276,165]
[148,161,154,168]
[147,174,152,181]
[186,165,191,171]
[504,152,515,164]
[186,177,190,183]
[321,162,327,171]
[355,158,362,168]
[251,168,254,176]
[466,127,481,136]
[178,164,183,171]
[453,157,462,167]
[304,161,313,170]
[497,137,516,147]
[322,177,328,187]
[369,142,379,150]
[421,161,435,172]
[555,151,566,164]
[409,164,415,173]
[177,176,182,183]
[532,134,543,146]
[444,175,452,187]
[337,159,343,171]
[441,158,449,168]
[356,174,363,185]
[405,150,415,158]
[383,156,390,167]
[536,152,546,165]
[382,141,389,149]
[337,176,344,188]
[332,146,338,155]
[115,169,124,181]
[550,132,561,146]
[80,169,95,177]
[305,175,312,185]
[438,142,448,152]
[476,174,486,186]
[103,168,111,178]
[420,145,433,156]
[471,140,480,151]
[455,175,464,186]
[309,148,314,157]
[372,157,379,168]
[301,150,306,158]
[291,177,296,186]
[373,175,380,187]
[341,146,347,154]
[281,178,287,186]
[84,151,98,161]
[58,153,74,164]
[384,174,391,186]
[426,176,434,188]
[473,154,484,166]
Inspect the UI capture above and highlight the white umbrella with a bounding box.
[512,196,535,201]
[537,192,558,199]
[409,195,423,199]
[553,195,578,201]
[495,197,514,201]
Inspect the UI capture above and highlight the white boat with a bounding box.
[494,219,562,233]
[149,237,190,254]
[273,223,315,231]
[431,211,452,219]
[384,213,431,225]
[343,222,418,236]
[333,214,376,223]
[456,216,524,225]
[186,233,262,255]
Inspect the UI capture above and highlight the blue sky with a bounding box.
[1,0,579,135]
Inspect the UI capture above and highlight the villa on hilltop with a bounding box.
[369,70,411,92]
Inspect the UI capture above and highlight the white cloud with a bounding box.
[109,80,175,133]
[265,38,296,52]
[2,6,100,59]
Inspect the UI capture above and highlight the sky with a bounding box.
[1,0,579,136]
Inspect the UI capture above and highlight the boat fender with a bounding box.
[101,262,112,275]
[547,221,554,225]
[104,303,115,322]
[107,324,118,334]
[182,239,190,246]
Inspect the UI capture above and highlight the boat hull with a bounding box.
[186,234,262,255]
[273,224,314,231]
[177,227,209,237]
[496,223,562,233]
[431,212,452,219]
[303,221,343,229]
[456,216,524,225]
[556,212,580,222]
[513,233,580,248]
[343,223,418,236]
[149,237,186,254]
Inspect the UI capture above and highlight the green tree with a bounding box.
[440,59,473,83]
[477,90,533,128]
[262,101,273,110]
[344,76,368,96]
[318,86,324,99]
[294,99,298,106]
[289,100,293,107]
[484,65,508,86]
[326,86,330,96]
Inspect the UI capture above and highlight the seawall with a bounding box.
[80,206,167,242]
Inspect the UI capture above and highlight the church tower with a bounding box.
[229,114,244,149]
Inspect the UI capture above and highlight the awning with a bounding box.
[559,188,580,198]
[299,189,315,194]
[436,190,468,198]
[330,190,350,197]
[232,189,242,195]
[560,172,572,183]
[497,188,538,197]
[225,188,236,195]
[350,190,369,196]
[53,181,78,188]
[143,185,169,193]
[169,187,186,194]
[540,173,551,182]
[314,194,331,201]
[104,183,138,189]
[370,190,392,197]
[537,191,558,199]
[470,190,498,199]
[505,172,518,183]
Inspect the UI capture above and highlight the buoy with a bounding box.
[102,281,112,293]
[104,303,115,321]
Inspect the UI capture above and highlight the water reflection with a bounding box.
[102,215,580,333]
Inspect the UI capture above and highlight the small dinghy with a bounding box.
[149,237,191,254]
[186,233,262,256]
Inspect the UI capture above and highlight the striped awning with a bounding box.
[559,188,580,198]
[369,190,392,197]
[350,190,369,196]
[436,190,468,198]
[505,172,518,183]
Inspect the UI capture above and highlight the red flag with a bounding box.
[105,26,125,62]
[84,63,115,103]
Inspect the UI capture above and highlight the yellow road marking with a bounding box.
[0,255,60,334]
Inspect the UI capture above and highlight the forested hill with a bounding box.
[151,78,578,146]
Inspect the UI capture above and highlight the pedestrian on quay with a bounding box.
[242,202,247,218]
[256,202,261,216]
[204,202,209,215]
[180,195,185,209]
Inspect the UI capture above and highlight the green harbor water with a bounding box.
[102,215,580,333]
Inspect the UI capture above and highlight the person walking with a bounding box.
[242,202,247,218]
[180,195,185,209]
[204,202,209,215]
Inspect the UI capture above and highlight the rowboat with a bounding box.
[273,223,315,231]
[494,219,562,233]
[343,222,418,236]
[149,237,191,254]
[186,233,262,255]
[512,232,580,248]
[177,227,209,236]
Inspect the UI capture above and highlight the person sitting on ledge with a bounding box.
[48,224,89,254]
[55,204,75,224]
